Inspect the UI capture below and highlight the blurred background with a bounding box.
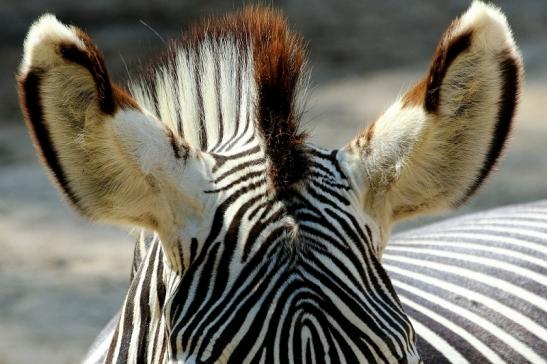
[1,1,546,362]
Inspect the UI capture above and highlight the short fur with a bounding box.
[18,69,83,210]
[16,14,204,271]
[347,2,523,252]
[17,2,523,271]
[136,7,310,193]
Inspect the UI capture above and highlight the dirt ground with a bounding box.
[1,2,546,363]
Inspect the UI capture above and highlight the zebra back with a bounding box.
[384,200,547,363]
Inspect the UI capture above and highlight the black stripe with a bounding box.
[104,321,121,364]
[58,43,116,114]
[210,144,261,173]
[425,30,472,113]
[213,157,267,184]
[242,207,285,260]
[19,70,84,213]
[226,58,243,151]
[173,64,184,137]
[458,54,520,204]
[135,241,160,362]
[197,245,288,360]
[116,253,147,364]
[222,92,254,152]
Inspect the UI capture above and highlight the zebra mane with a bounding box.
[130,7,311,191]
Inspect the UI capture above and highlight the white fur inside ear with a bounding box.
[367,101,427,179]
[20,13,85,74]
[455,1,517,54]
[113,109,176,175]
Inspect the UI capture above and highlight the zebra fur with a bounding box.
[16,2,530,363]
[387,200,547,363]
[85,200,547,364]
[99,144,419,363]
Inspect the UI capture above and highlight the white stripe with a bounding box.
[387,240,547,270]
[453,211,547,224]
[433,226,547,251]
[407,309,478,363]
[385,264,547,344]
[127,245,153,364]
[508,207,547,213]
[325,313,372,363]
[492,212,547,220]
[391,279,545,363]
[384,255,547,312]
[110,294,129,361]
[408,232,547,255]
[157,69,179,134]
[217,42,239,151]
[386,246,547,287]
[175,49,201,147]
[455,217,547,231]
[81,326,116,364]
[201,41,220,148]
[302,270,406,360]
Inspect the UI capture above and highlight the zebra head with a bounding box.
[17,2,522,363]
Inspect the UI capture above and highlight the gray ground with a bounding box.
[0,1,546,363]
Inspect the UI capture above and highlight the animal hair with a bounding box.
[132,7,311,194]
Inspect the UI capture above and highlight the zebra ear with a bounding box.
[344,2,523,223]
[17,14,203,271]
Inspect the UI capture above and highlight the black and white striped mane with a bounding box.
[131,7,310,194]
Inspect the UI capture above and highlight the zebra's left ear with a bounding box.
[17,15,204,272]
[343,2,523,223]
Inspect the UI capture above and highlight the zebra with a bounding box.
[16,1,534,362]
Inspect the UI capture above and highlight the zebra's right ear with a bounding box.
[17,14,205,271]
[341,2,522,231]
